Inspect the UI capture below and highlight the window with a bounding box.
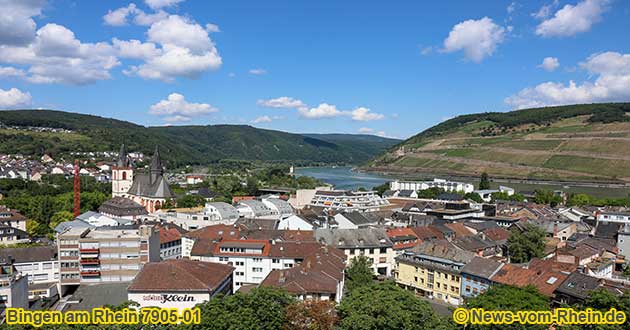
[272,259,280,263]
[380,247,387,254]
[235,261,244,266]
[369,248,374,254]
[252,267,263,272]
[236,272,244,276]
[253,258,263,262]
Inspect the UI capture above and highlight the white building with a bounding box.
[261,197,295,219]
[390,179,474,194]
[277,215,315,231]
[191,240,331,292]
[0,246,59,299]
[289,186,333,210]
[127,259,233,309]
[0,262,28,311]
[157,202,240,231]
[597,212,630,225]
[309,190,389,213]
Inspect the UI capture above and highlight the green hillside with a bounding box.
[368,103,630,183]
[0,110,400,167]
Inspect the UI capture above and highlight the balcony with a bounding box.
[79,258,100,265]
[79,248,99,254]
[80,270,101,277]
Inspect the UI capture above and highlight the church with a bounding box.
[112,144,174,213]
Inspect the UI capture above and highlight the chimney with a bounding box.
[278,271,285,284]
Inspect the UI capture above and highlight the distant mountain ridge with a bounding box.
[0,109,400,167]
[368,102,630,183]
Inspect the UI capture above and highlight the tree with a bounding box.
[194,287,295,330]
[416,187,445,199]
[465,285,549,330]
[337,282,446,330]
[373,182,390,197]
[464,192,483,203]
[176,194,207,208]
[49,211,74,230]
[479,172,490,190]
[567,193,592,207]
[284,300,337,330]
[534,189,563,207]
[345,256,373,292]
[507,223,546,263]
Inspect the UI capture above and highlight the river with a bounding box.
[295,166,391,190]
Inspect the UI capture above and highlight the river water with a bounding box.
[295,166,391,190]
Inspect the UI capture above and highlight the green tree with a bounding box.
[373,182,390,197]
[464,192,483,203]
[337,282,446,330]
[534,189,563,207]
[176,194,207,208]
[345,256,374,292]
[194,287,295,330]
[49,211,74,230]
[567,193,592,207]
[479,172,490,190]
[507,223,546,263]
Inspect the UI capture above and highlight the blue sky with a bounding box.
[0,0,629,139]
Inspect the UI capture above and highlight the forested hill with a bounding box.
[368,102,630,183]
[0,109,400,167]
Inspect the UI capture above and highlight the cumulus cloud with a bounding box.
[505,51,630,109]
[149,93,218,122]
[205,23,220,33]
[443,17,507,62]
[0,0,45,46]
[249,68,267,75]
[252,115,273,123]
[257,97,385,121]
[535,0,610,37]
[0,87,32,109]
[532,0,560,20]
[538,57,560,71]
[350,107,385,121]
[103,3,168,27]
[0,66,26,78]
[257,96,307,109]
[144,0,184,9]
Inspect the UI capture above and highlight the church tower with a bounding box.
[112,144,134,197]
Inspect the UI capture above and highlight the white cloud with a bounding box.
[113,38,161,60]
[257,96,306,109]
[350,107,385,121]
[442,17,506,62]
[420,46,434,56]
[0,0,45,46]
[249,68,267,75]
[535,0,610,37]
[0,66,26,78]
[252,115,273,123]
[149,93,218,122]
[144,0,184,10]
[0,87,32,109]
[538,57,560,71]
[163,115,191,123]
[147,15,215,53]
[205,23,220,33]
[533,0,560,20]
[505,51,630,109]
[103,3,168,27]
[507,2,517,14]
[358,127,374,133]
[298,103,344,119]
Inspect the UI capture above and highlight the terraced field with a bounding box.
[369,114,630,183]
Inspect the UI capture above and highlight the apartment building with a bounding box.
[57,224,160,288]
[157,202,240,230]
[309,190,389,212]
[0,261,28,312]
[395,240,475,305]
[390,179,475,194]
[314,228,395,276]
[190,239,331,291]
[0,206,27,232]
[0,246,59,299]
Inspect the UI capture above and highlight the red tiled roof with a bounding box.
[184,224,241,241]
[491,264,535,287]
[410,226,444,241]
[128,259,234,292]
[156,223,187,244]
[445,223,473,238]
[387,227,419,250]
[483,227,510,242]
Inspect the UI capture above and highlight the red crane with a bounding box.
[73,159,81,217]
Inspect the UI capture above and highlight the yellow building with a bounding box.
[395,240,474,305]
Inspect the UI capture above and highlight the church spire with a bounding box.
[149,145,163,184]
[117,144,129,167]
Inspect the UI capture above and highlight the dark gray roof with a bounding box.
[187,187,218,199]
[127,146,174,199]
[98,197,147,217]
[461,256,503,279]
[315,228,393,248]
[436,193,464,201]
[117,144,130,167]
[340,211,375,226]
[594,221,621,239]
[64,283,129,311]
[452,235,496,252]
[555,272,602,300]
[0,245,57,263]
[398,190,415,197]
[464,221,500,232]
[0,225,28,240]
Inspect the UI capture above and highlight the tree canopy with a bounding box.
[507,223,546,263]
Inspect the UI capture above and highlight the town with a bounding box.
[1,143,628,328]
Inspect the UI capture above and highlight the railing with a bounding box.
[79,248,99,253]
[80,271,101,277]
[79,258,100,265]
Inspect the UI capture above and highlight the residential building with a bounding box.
[0,206,27,232]
[180,224,241,258]
[0,225,29,246]
[315,228,395,276]
[395,240,475,305]
[155,223,187,260]
[390,179,474,194]
[288,187,333,210]
[309,190,389,212]
[0,261,28,312]
[236,200,276,219]
[277,215,315,231]
[57,224,160,288]
[261,246,346,302]
[597,211,630,225]
[333,211,380,229]
[460,257,503,298]
[0,246,59,299]
[191,239,332,291]
[158,202,240,230]
[618,224,630,257]
[127,259,233,309]
[98,197,148,221]
[386,227,419,252]
[261,197,295,219]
